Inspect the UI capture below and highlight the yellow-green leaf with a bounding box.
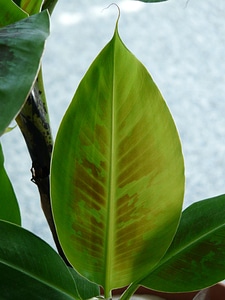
[0,0,27,28]
[51,23,184,295]
[20,0,44,14]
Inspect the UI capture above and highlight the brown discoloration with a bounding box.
[116,193,138,224]
[117,118,163,189]
[73,160,106,206]
[70,211,105,266]
[95,123,109,153]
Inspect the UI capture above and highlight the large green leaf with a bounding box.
[141,194,225,292]
[0,220,79,299]
[51,23,184,295]
[0,0,27,27]
[0,10,50,136]
[0,143,21,225]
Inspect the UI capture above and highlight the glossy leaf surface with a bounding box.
[0,11,49,136]
[0,220,78,299]
[141,194,225,292]
[51,24,184,294]
[0,144,21,225]
[0,0,27,27]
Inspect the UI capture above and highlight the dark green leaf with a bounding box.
[0,143,21,225]
[13,0,22,6]
[0,10,50,136]
[141,194,225,292]
[51,22,184,295]
[41,0,58,15]
[0,220,78,299]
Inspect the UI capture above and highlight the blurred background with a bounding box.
[1,0,225,248]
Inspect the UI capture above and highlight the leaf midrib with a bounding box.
[104,33,117,296]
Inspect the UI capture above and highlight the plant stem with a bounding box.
[16,69,70,266]
[104,289,112,300]
[36,68,50,124]
[119,282,140,300]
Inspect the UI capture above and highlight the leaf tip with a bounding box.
[102,3,121,27]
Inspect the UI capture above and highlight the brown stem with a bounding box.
[31,167,70,266]
[16,84,71,266]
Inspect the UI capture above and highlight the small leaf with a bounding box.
[0,143,21,225]
[0,220,78,299]
[193,289,209,300]
[141,194,225,292]
[0,10,50,136]
[2,124,17,134]
[20,0,44,14]
[0,0,27,27]
[68,267,100,300]
[51,23,184,294]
